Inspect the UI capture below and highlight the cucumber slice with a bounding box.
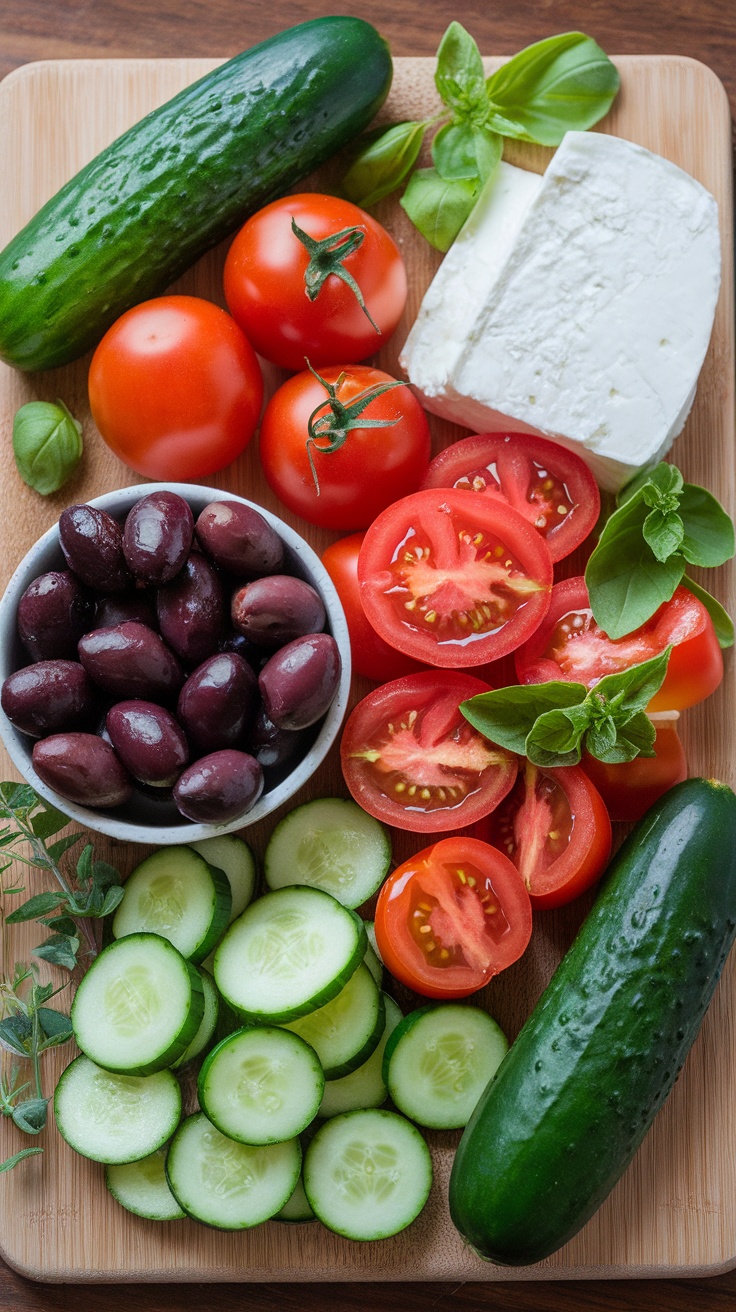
[198,1027,324,1144]
[275,1172,315,1223]
[113,847,232,964]
[54,1055,181,1164]
[105,1148,185,1220]
[304,1109,432,1240]
[384,1004,508,1130]
[319,994,403,1119]
[72,933,204,1075]
[283,964,384,1079]
[214,886,366,1023]
[264,798,391,910]
[171,969,219,1070]
[165,1112,301,1229]
[363,921,383,985]
[190,835,257,924]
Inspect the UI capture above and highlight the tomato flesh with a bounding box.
[582,712,687,822]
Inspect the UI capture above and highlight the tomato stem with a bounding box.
[291,217,381,334]
[304,360,405,496]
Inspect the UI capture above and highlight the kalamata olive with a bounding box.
[219,629,269,672]
[196,501,284,578]
[258,633,341,730]
[78,622,184,702]
[32,733,133,808]
[1,661,96,739]
[122,491,194,584]
[106,700,189,787]
[173,750,263,823]
[231,576,326,650]
[17,571,94,662]
[157,553,225,667]
[177,653,257,754]
[94,591,158,631]
[248,705,308,772]
[59,505,131,592]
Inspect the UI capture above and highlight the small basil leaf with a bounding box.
[585,717,618,759]
[641,463,684,500]
[585,492,686,637]
[460,681,586,754]
[678,483,736,568]
[642,507,684,562]
[432,121,502,182]
[683,576,735,649]
[587,647,672,716]
[589,710,656,764]
[400,168,480,252]
[0,1147,43,1173]
[526,709,584,765]
[435,22,488,117]
[485,32,620,146]
[342,121,428,208]
[12,1097,49,1135]
[12,400,83,497]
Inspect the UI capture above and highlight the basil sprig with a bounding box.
[585,463,735,645]
[460,648,671,768]
[342,25,619,251]
[13,399,83,496]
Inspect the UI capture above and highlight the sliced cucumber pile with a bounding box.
[171,969,219,1070]
[283,963,384,1079]
[198,1027,324,1145]
[264,798,391,909]
[190,835,257,924]
[319,994,403,1119]
[385,1004,509,1129]
[55,1056,181,1164]
[113,847,231,963]
[105,1148,186,1220]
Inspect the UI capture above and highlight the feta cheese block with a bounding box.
[401,131,721,492]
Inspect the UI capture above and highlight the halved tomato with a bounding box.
[374,836,532,998]
[421,432,600,563]
[582,712,687,822]
[515,577,723,711]
[479,762,611,910]
[358,488,553,668]
[340,671,518,833]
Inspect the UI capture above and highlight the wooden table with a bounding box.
[0,0,734,1308]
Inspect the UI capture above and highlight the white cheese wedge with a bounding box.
[401,131,721,492]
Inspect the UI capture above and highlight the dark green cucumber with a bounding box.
[0,17,391,371]
[449,777,736,1267]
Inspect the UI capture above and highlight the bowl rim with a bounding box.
[0,482,351,845]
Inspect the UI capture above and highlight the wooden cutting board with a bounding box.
[0,52,733,1284]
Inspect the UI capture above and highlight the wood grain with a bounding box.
[0,13,734,1312]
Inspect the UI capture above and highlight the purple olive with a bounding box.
[177,653,257,754]
[249,705,308,773]
[106,700,189,787]
[78,622,184,702]
[1,661,96,739]
[231,576,326,650]
[196,501,284,578]
[219,629,269,672]
[123,491,194,585]
[17,571,94,662]
[32,734,133,808]
[59,505,131,592]
[173,750,263,823]
[94,591,158,631]
[259,634,341,730]
[157,553,225,667]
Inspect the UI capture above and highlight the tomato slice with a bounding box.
[515,577,723,711]
[340,671,518,833]
[582,712,687,822]
[374,837,532,998]
[421,432,600,563]
[358,488,553,667]
[479,762,611,910]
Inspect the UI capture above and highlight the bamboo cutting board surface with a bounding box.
[0,53,733,1284]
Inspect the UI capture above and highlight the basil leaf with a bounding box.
[435,22,488,117]
[485,32,620,146]
[460,681,585,754]
[585,491,685,637]
[342,121,428,209]
[584,716,618,759]
[683,575,735,649]
[642,507,684,562]
[12,400,83,497]
[0,1148,43,1173]
[678,483,735,568]
[400,168,480,252]
[588,646,671,715]
[589,710,656,764]
[432,121,502,182]
[526,710,583,767]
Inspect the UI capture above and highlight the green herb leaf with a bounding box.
[32,934,80,971]
[100,886,124,917]
[435,22,488,117]
[584,716,618,759]
[590,710,656,764]
[585,491,686,637]
[460,681,585,754]
[75,844,93,887]
[12,400,83,497]
[46,833,83,863]
[432,121,502,182]
[400,168,480,251]
[5,891,68,924]
[485,32,619,146]
[678,483,736,567]
[526,709,583,767]
[0,1015,32,1058]
[342,121,428,209]
[0,1147,43,1173]
[588,647,672,716]
[30,803,69,841]
[642,506,685,561]
[683,576,735,649]
[36,1006,74,1048]
[12,1097,49,1135]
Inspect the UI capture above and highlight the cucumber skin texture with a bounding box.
[0,17,392,370]
[449,778,736,1267]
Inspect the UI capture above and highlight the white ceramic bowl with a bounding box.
[0,483,351,845]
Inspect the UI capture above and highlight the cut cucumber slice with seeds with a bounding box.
[72,933,204,1075]
[363,921,383,986]
[384,1004,508,1129]
[304,1108,432,1240]
[55,1055,181,1164]
[275,1171,315,1222]
[214,886,366,1023]
[113,847,232,964]
[171,968,219,1070]
[106,1148,185,1220]
[318,994,403,1119]
[165,1112,301,1229]
[198,1026,324,1145]
[283,963,384,1079]
[190,835,256,923]
[264,798,391,910]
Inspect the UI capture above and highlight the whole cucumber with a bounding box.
[0,17,392,371]
[449,777,736,1266]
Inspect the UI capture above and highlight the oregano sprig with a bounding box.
[0,963,73,1169]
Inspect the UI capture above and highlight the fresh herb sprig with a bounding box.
[460,649,670,768]
[0,962,73,1169]
[343,25,620,251]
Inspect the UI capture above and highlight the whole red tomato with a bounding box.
[321,533,427,682]
[224,194,407,371]
[258,364,431,530]
[88,296,263,481]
